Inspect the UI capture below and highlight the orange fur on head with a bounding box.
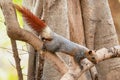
[85,50,96,63]
[14,4,46,33]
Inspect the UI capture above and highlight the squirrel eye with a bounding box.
[41,37,46,41]
[41,37,53,42]
[88,50,92,55]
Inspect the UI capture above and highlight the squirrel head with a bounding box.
[85,50,97,64]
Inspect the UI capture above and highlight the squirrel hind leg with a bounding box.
[74,53,85,70]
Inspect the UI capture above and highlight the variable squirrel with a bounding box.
[14,4,90,68]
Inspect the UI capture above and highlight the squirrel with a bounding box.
[14,4,91,69]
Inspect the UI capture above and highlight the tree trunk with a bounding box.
[42,0,69,80]
[108,0,120,43]
[22,0,44,80]
[6,0,120,80]
[81,0,119,80]
[22,1,36,80]
[67,0,92,80]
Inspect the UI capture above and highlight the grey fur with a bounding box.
[42,32,89,67]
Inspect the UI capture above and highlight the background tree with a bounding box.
[81,0,119,80]
[109,0,120,42]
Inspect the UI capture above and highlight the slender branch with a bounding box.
[33,0,43,17]
[89,66,98,80]
[33,0,44,79]
[35,51,45,80]
[60,58,94,80]
[0,46,29,54]
[11,39,23,80]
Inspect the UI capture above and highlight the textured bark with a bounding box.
[1,1,68,80]
[108,3,120,79]
[68,0,85,45]
[61,45,120,80]
[81,0,119,80]
[33,0,43,17]
[2,0,120,80]
[42,0,69,80]
[23,0,44,80]
[11,39,23,80]
[81,0,98,80]
[60,58,94,80]
[22,1,37,80]
[1,5,23,76]
[108,0,120,43]
[85,46,120,63]
[81,0,118,49]
[1,1,43,80]
[67,0,92,80]
[81,0,96,50]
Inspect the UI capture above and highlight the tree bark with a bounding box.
[68,0,85,45]
[22,1,37,80]
[67,0,92,80]
[108,0,120,43]
[11,39,23,80]
[81,0,119,80]
[1,1,66,79]
[22,0,44,80]
[42,0,69,80]
[2,0,120,80]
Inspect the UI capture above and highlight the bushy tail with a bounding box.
[14,4,46,33]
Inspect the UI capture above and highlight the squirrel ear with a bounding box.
[88,50,92,55]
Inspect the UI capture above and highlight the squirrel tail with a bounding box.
[14,4,46,33]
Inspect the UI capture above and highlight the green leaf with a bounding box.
[12,0,23,28]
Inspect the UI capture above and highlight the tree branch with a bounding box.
[85,46,120,64]
[33,0,43,17]
[1,0,67,75]
[60,59,94,80]
[81,46,120,77]
[61,45,120,80]
[2,1,120,80]
[11,39,23,80]
[44,52,68,74]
